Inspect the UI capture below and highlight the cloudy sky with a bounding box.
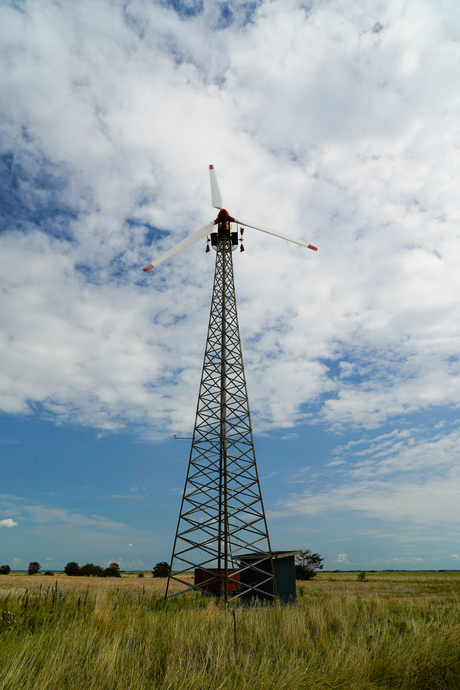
[1,0,460,572]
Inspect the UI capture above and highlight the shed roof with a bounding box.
[237,550,301,562]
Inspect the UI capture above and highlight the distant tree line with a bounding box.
[64,562,121,577]
[26,563,53,575]
[1,561,172,577]
[1,563,52,575]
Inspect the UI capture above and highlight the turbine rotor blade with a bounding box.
[143,222,215,272]
[233,217,318,251]
[209,165,223,209]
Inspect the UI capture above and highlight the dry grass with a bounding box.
[0,572,191,599]
[1,571,460,689]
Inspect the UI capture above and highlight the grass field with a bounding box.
[1,571,460,689]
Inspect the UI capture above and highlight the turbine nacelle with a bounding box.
[214,208,235,229]
[143,166,318,272]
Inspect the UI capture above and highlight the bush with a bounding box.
[295,549,324,581]
[295,566,316,580]
[102,563,121,578]
[63,562,121,577]
[152,562,171,578]
[79,563,104,577]
[357,572,366,582]
[64,562,80,576]
[44,571,54,576]
[27,562,40,575]
[0,565,11,575]
[138,572,144,578]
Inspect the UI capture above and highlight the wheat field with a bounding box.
[1,571,460,689]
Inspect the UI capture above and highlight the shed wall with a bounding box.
[239,554,296,604]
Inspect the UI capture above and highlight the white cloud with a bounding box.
[128,559,146,569]
[276,422,460,525]
[451,554,460,559]
[0,495,134,566]
[335,426,460,478]
[23,505,127,531]
[279,473,460,524]
[0,518,18,528]
[166,487,184,496]
[335,554,349,564]
[109,495,144,501]
[392,557,425,563]
[0,0,460,441]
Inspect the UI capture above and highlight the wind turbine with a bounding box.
[144,166,318,605]
[143,165,317,272]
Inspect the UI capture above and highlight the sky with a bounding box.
[1,0,460,572]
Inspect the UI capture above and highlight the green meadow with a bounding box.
[1,571,460,689]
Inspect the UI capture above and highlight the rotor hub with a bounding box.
[214,208,235,235]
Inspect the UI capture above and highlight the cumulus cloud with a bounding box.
[1,0,460,441]
[0,518,18,528]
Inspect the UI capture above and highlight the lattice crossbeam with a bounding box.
[165,235,277,604]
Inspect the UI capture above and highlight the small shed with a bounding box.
[237,550,300,605]
[194,567,240,594]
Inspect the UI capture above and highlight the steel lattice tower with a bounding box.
[165,229,277,604]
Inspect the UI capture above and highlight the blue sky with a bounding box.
[1,0,460,571]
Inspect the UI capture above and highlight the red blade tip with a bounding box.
[308,245,318,251]
[209,164,214,169]
[143,264,154,272]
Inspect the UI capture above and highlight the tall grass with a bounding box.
[1,572,460,689]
